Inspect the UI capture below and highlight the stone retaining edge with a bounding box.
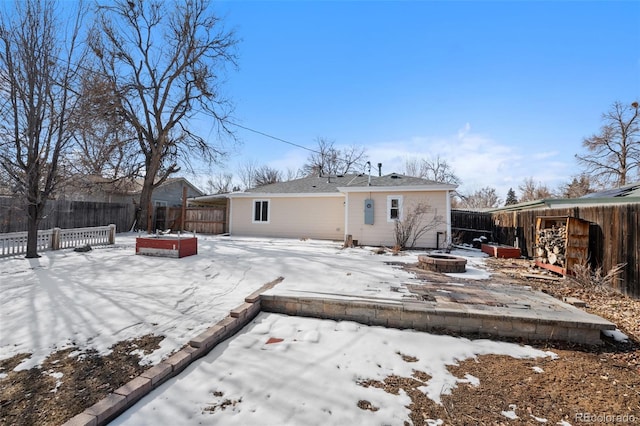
[259,294,612,346]
[61,277,284,426]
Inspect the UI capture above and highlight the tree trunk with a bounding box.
[138,181,154,234]
[138,138,166,234]
[25,165,44,258]
[25,201,41,258]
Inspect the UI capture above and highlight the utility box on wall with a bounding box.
[364,199,374,225]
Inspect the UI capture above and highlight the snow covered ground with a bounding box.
[1,233,559,423]
[1,233,438,369]
[112,313,556,426]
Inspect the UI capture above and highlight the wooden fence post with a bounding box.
[108,224,116,244]
[51,228,61,250]
[181,187,187,232]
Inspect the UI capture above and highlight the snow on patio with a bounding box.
[1,234,427,370]
[111,313,556,426]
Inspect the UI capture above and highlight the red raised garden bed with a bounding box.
[481,243,521,259]
[135,236,197,258]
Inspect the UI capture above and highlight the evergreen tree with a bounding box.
[505,188,518,205]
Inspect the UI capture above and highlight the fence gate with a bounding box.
[154,206,167,231]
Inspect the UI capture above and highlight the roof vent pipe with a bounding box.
[366,161,371,186]
[377,163,382,177]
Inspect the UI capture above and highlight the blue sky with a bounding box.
[190,0,640,199]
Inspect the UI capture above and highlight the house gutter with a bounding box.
[337,184,457,193]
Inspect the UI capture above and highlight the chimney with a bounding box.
[377,163,382,177]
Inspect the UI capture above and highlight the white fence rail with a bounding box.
[0,224,116,257]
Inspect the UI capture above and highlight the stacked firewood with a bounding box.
[536,225,567,266]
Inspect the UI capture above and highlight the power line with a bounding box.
[28,44,323,158]
[227,122,321,155]
[27,47,346,168]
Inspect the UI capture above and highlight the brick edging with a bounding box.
[62,277,284,426]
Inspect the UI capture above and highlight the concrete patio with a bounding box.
[261,280,616,345]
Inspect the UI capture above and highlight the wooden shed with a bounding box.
[534,216,590,276]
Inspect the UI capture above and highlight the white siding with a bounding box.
[230,196,345,240]
[346,191,449,248]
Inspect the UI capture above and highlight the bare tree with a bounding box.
[253,165,282,187]
[237,160,258,190]
[67,72,140,181]
[0,164,13,194]
[0,0,86,258]
[576,101,639,188]
[303,138,367,176]
[518,177,555,202]
[206,172,233,194]
[404,155,461,185]
[393,202,444,249]
[560,175,593,199]
[284,167,305,181]
[90,0,238,231]
[457,187,501,209]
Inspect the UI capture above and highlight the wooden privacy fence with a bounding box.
[0,198,134,233]
[155,206,227,234]
[0,224,116,257]
[451,209,493,243]
[491,204,639,298]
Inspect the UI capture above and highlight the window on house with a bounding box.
[387,196,402,222]
[253,200,269,223]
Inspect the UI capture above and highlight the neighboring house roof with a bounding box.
[127,177,204,196]
[155,177,204,197]
[61,175,203,197]
[580,181,640,198]
[488,182,640,213]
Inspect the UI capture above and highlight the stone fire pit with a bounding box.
[418,254,467,273]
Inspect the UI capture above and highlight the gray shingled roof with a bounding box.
[244,173,444,194]
[580,182,640,198]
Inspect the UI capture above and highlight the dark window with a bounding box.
[253,200,269,222]
[390,198,400,220]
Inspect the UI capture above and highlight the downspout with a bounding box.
[445,189,452,246]
[227,195,233,234]
[343,192,349,240]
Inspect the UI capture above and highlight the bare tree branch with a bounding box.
[237,160,258,191]
[393,202,444,249]
[576,101,639,188]
[403,155,461,185]
[0,0,87,257]
[518,177,555,202]
[303,138,368,176]
[253,165,282,187]
[457,187,502,209]
[559,174,594,199]
[206,172,234,194]
[91,0,238,231]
